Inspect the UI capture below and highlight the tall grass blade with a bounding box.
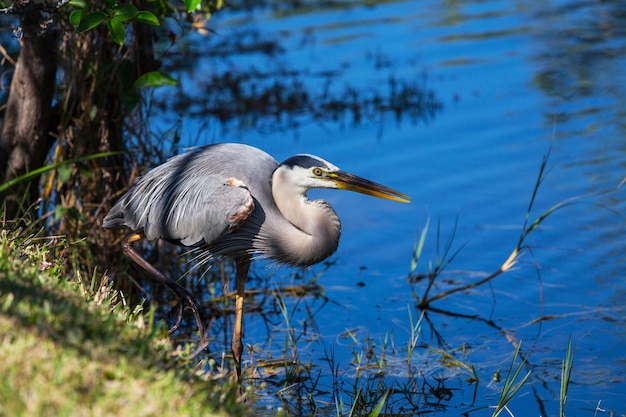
[406,307,423,364]
[433,214,464,274]
[369,389,390,417]
[492,342,531,417]
[418,215,467,305]
[0,152,122,193]
[560,336,575,417]
[410,217,430,274]
[517,148,551,249]
[347,387,362,417]
[517,149,625,250]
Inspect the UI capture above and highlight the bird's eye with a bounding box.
[313,168,323,176]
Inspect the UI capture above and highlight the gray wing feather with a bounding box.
[103,144,274,247]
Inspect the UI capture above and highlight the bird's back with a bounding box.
[103,143,279,251]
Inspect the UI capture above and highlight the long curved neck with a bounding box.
[266,171,342,266]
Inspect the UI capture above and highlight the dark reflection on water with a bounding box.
[141,0,626,415]
[532,1,626,101]
[155,11,443,134]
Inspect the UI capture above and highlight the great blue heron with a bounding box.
[103,143,409,380]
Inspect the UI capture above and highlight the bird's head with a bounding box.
[275,154,410,203]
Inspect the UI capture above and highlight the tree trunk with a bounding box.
[0,7,57,219]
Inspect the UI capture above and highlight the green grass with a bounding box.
[0,228,250,417]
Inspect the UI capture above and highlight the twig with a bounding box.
[0,45,16,66]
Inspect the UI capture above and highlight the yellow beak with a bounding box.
[330,171,411,203]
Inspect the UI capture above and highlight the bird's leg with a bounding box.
[122,233,207,347]
[232,256,251,383]
[168,301,184,333]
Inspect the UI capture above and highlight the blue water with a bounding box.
[154,0,626,414]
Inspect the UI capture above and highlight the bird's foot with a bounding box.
[168,283,207,346]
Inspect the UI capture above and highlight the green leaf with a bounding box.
[107,16,126,45]
[114,3,138,22]
[69,0,86,8]
[56,164,73,185]
[370,390,389,417]
[184,0,201,12]
[69,9,84,26]
[134,10,160,26]
[77,11,107,33]
[54,205,67,223]
[134,71,178,89]
[88,105,97,121]
[150,0,176,17]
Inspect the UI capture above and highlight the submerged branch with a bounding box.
[418,257,512,308]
